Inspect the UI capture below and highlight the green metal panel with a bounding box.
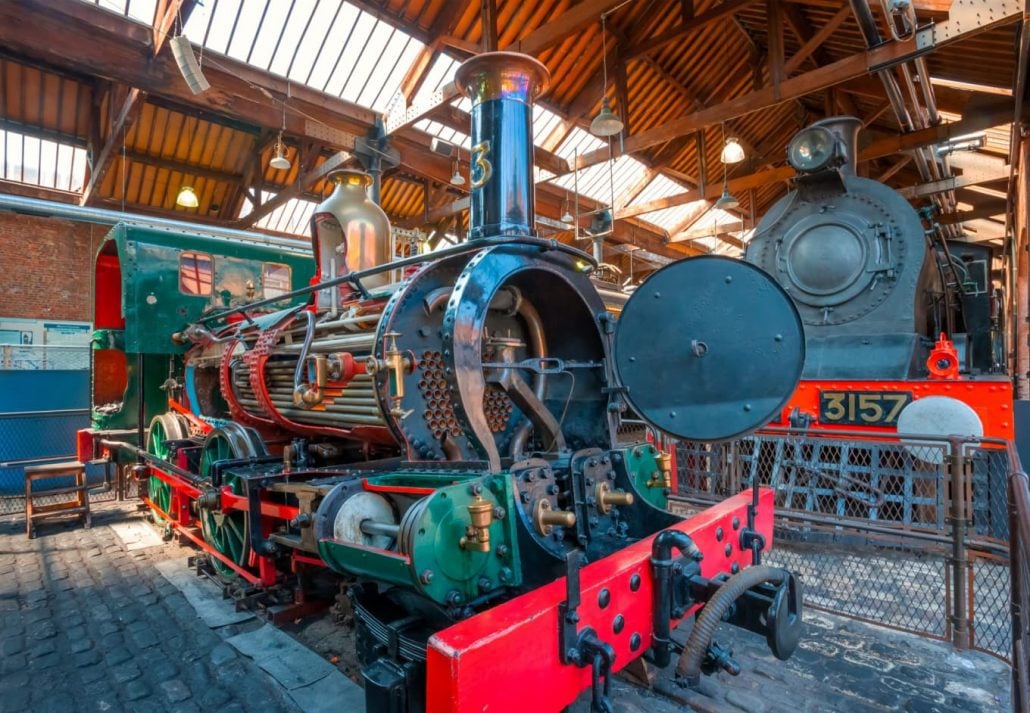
[622,443,670,510]
[317,472,523,606]
[101,223,314,354]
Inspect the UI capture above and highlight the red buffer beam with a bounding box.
[426,489,775,712]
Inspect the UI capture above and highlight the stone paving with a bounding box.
[0,499,1016,713]
[0,501,300,713]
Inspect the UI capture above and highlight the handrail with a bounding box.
[1007,439,1030,713]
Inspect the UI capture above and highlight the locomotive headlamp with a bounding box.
[787,126,837,173]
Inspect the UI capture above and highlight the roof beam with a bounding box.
[617,102,1020,218]
[1,2,376,143]
[783,2,850,75]
[937,199,1008,224]
[80,86,146,206]
[576,6,1023,171]
[122,150,243,184]
[234,151,350,228]
[898,167,1012,199]
[152,0,198,57]
[510,0,631,56]
[624,0,761,60]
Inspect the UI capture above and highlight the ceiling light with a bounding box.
[450,158,465,186]
[590,15,624,138]
[561,194,574,223]
[721,137,746,164]
[176,186,199,208]
[270,132,291,171]
[715,188,739,211]
[591,97,624,138]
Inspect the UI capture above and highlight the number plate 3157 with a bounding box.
[819,390,912,426]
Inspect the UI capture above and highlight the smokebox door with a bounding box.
[613,256,805,441]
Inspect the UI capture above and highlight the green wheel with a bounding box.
[197,425,267,581]
[146,413,188,518]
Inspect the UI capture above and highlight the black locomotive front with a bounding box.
[745,117,1001,379]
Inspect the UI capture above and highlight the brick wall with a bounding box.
[0,212,105,322]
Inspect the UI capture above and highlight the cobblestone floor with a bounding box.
[0,501,300,713]
[0,500,1015,713]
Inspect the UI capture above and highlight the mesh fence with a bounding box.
[0,408,127,517]
[675,429,1016,662]
[0,344,90,370]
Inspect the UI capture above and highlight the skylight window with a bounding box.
[549,155,649,207]
[0,130,88,193]
[184,0,425,113]
[81,0,158,25]
[629,174,706,233]
[240,192,317,237]
[554,127,606,162]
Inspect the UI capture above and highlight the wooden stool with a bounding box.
[24,461,92,539]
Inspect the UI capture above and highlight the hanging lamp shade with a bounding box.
[715,187,739,211]
[270,134,291,171]
[590,97,624,137]
[176,185,199,208]
[450,167,465,186]
[720,137,746,164]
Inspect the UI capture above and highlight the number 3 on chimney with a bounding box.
[470,140,492,190]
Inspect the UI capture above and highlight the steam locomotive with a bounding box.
[745,116,1012,440]
[81,52,807,711]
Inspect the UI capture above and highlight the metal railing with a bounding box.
[0,344,90,370]
[0,408,126,517]
[1008,450,1030,712]
[673,426,1028,709]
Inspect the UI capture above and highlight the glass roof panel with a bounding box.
[549,155,649,208]
[1,129,87,193]
[240,191,317,236]
[184,1,425,114]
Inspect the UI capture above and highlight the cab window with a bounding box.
[180,252,214,295]
[263,262,291,298]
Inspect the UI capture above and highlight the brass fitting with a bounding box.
[365,332,414,418]
[647,452,673,489]
[460,495,493,552]
[595,481,634,514]
[533,498,577,536]
[293,354,328,408]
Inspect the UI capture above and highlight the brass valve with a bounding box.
[293,354,328,408]
[647,451,673,489]
[365,332,414,418]
[533,498,577,536]
[595,481,634,514]
[460,495,493,553]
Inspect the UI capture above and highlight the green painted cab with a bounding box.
[90,223,314,430]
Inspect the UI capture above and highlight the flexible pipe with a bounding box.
[676,565,789,686]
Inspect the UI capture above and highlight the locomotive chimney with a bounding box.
[455,52,550,240]
[812,116,862,176]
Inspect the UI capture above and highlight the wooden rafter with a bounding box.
[575,7,1024,173]
[235,151,350,228]
[898,168,1012,199]
[80,86,146,206]
[615,102,1020,219]
[624,0,761,60]
[783,3,850,75]
[511,0,631,56]
[152,0,198,57]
